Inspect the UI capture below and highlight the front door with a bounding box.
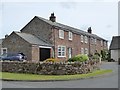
[40,48,50,61]
[68,48,72,58]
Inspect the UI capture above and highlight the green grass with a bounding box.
[0,69,112,81]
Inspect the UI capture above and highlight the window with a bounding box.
[85,48,88,55]
[68,31,73,40]
[85,36,88,43]
[1,48,7,55]
[91,37,94,44]
[81,35,84,42]
[95,39,97,45]
[104,41,107,46]
[68,47,72,58]
[81,48,84,54]
[58,46,66,57]
[59,30,64,39]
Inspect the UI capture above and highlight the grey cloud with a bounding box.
[59,2,77,9]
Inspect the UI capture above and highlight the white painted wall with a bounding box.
[111,49,120,61]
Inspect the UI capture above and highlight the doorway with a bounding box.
[40,48,50,61]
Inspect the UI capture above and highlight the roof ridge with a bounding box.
[36,16,107,41]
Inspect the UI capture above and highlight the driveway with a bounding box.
[2,62,118,88]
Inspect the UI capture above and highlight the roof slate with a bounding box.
[36,16,107,41]
[15,32,52,46]
[109,36,120,50]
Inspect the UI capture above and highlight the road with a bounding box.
[1,62,118,88]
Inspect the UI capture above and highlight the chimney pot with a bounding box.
[88,27,92,34]
[49,13,56,22]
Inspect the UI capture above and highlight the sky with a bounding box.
[0,0,118,47]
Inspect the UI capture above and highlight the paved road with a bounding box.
[2,62,118,88]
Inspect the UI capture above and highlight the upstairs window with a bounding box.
[104,41,107,46]
[81,35,84,43]
[85,36,88,43]
[91,37,94,44]
[58,45,66,57]
[68,31,73,40]
[59,30,64,39]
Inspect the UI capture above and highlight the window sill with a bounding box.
[58,56,66,58]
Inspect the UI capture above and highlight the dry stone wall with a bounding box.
[2,60,100,75]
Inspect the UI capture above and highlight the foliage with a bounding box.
[44,58,61,63]
[101,49,108,61]
[92,52,100,60]
[68,54,89,62]
[92,55,100,60]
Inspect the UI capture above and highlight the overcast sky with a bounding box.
[0,0,118,46]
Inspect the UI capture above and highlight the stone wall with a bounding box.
[2,60,100,75]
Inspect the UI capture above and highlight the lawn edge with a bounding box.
[1,69,112,82]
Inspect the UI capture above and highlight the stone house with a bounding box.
[2,13,108,62]
[109,36,120,61]
[0,38,7,55]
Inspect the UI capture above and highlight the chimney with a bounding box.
[5,34,8,38]
[87,27,92,34]
[49,13,56,22]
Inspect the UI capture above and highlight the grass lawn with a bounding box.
[0,69,112,81]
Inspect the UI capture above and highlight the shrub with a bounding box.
[92,55,100,60]
[44,58,61,63]
[68,54,89,62]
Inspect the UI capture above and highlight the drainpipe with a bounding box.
[88,36,91,55]
[52,26,56,58]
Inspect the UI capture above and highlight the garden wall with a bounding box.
[2,60,100,75]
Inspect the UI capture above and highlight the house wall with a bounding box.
[52,28,108,60]
[2,32,32,61]
[21,16,53,44]
[31,45,40,62]
[0,44,2,55]
[111,49,120,61]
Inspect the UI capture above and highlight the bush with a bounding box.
[44,58,60,63]
[92,55,100,60]
[68,54,89,62]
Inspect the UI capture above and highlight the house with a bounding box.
[2,13,108,62]
[109,36,120,61]
[0,38,7,55]
[0,39,3,55]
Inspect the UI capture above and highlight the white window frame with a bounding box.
[59,30,64,39]
[84,36,88,43]
[104,41,106,46]
[91,37,94,44]
[1,48,7,55]
[85,48,88,55]
[68,31,73,40]
[58,45,66,57]
[95,39,97,45]
[81,35,84,43]
[68,47,72,58]
[81,48,84,54]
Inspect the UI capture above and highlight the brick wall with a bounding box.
[52,28,108,60]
